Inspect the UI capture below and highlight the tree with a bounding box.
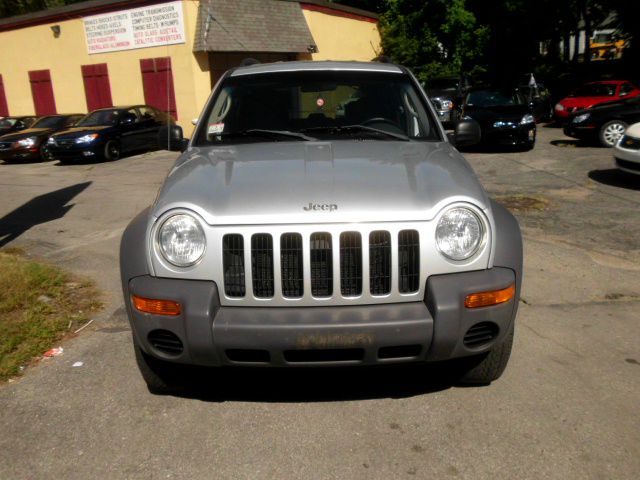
[378,0,488,80]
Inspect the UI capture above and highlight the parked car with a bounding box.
[47,105,173,163]
[0,115,39,136]
[0,114,84,162]
[554,80,640,122]
[120,61,523,393]
[424,76,471,125]
[564,95,640,147]
[461,87,536,149]
[517,82,553,122]
[613,122,640,175]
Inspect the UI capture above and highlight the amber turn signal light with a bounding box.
[464,284,515,309]
[132,295,181,316]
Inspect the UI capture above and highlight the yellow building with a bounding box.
[0,0,380,135]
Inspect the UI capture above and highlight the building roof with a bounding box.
[193,0,316,53]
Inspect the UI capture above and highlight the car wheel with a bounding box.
[134,343,187,394]
[457,323,514,385]
[599,120,627,147]
[104,140,121,161]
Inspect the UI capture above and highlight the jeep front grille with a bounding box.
[369,231,391,295]
[221,229,421,302]
[340,232,362,296]
[251,233,274,298]
[280,233,303,298]
[222,234,245,297]
[398,229,420,293]
[310,232,333,297]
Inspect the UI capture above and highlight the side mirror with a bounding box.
[158,125,187,152]
[448,118,481,147]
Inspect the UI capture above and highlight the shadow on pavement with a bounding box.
[588,169,640,191]
[550,139,593,148]
[165,363,468,403]
[0,181,92,247]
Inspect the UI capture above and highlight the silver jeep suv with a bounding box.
[120,61,522,393]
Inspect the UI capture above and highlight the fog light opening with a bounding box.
[464,284,515,308]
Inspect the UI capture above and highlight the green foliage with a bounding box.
[379,0,488,81]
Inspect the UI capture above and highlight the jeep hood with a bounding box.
[153,141,490,225]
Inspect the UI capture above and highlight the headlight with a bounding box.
[520,114,535,125]
[440,100,453,110]
[436,207,484,261]
[157,214,206,267]
[572,113,591,123]
[75,133,99,144]
[47,137,56,145]
[16,136,37,148]
[555,103,565,111]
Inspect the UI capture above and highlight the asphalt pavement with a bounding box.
[0,126,638,479]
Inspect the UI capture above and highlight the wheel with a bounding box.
[104,139,121,161]
[457,323,514,385]
[599,120,627,147]
[134,344,187,394]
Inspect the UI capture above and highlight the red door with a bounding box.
[0,74,8,116]
[29,70,57,115]
[81,64,113,112]
[140,57,177,120]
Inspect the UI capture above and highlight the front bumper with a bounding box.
[483,124,535,146]
[563,124,597,141]
[125,267,517,367]
[0,146,41,161]
[48,142,104,161]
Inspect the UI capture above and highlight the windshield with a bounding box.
[195,71,440,145]
[77,110,120,127]
[466,90,525,107]
[33,116,64,129]
[0,117,18,127]
[571,84,616,97]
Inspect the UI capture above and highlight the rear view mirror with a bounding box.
[158,125,187,152]
[448,118,481,147]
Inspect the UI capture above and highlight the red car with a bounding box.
[554,80,640,121]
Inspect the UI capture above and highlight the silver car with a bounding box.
[120,61,523,393]
[613,122,640,175]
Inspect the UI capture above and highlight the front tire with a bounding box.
[104,139,121,161]
[599,120,627,147]
[134,344,187,394]
[457,324,514,385]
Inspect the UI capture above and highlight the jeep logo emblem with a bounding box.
[304,202,338,212]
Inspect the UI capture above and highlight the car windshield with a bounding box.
[195,70,440,145]
[0,117,18,127]
[466,90,525,107]
[570,84,616,97]
[77,110,120,127]
[32,116,64,129]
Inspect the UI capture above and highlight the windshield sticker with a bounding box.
[316,97,325,108]
[208,123,224,135]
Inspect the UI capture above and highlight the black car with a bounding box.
[564,96,640,147]
[0,114,84,162]
[425,75,471,125]
[461,88,536,149]
[0,115,39,136]
[47,105,174,162]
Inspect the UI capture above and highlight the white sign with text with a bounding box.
[83,1,186,54]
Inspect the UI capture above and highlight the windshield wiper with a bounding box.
[220,129,317,141]
[300,125,410,141]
